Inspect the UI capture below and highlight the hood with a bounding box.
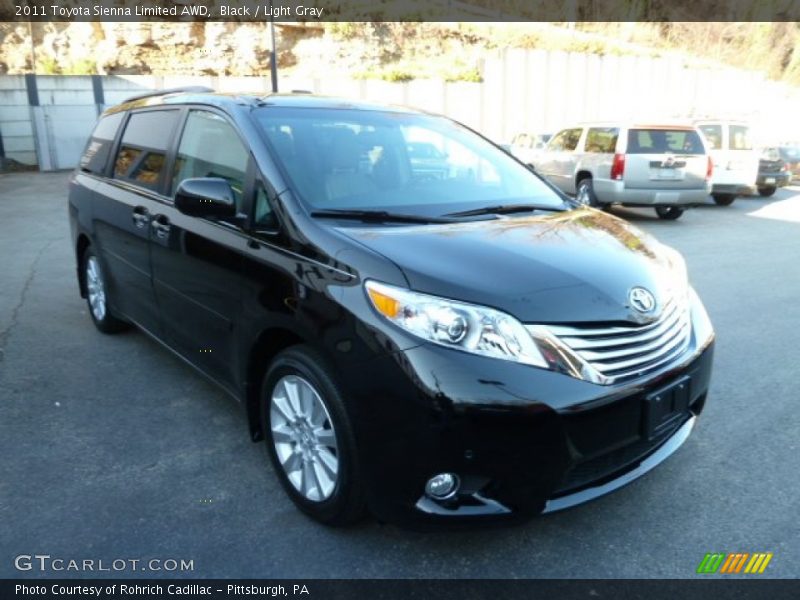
[337,208,683,325]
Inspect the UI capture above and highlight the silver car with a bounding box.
[532,123,713,220]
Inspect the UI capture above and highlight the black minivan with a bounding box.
[68,89,715,527]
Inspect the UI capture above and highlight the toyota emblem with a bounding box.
[629,287,656,313]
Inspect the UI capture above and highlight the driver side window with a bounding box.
[171,110,249,210]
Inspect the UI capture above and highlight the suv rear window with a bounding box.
[729,125,753,150]
[79,112,124,175]
[113,110,180,191]
[626,129,705,155]
[585,127,619,153]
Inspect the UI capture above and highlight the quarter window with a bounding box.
[171,111,249,210]
[113,110,180,191]
[80,112,124,175]
[585,128,619,153]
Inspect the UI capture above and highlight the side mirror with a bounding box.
[175,178,236,218]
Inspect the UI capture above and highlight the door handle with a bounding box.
[151,215,171,239]
[132,206,150,229]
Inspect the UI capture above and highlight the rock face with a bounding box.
[0,22,307,76]
[0,22,486,79]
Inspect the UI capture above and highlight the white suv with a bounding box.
[531,123,713,220]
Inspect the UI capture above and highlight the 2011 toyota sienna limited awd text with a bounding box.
[68,90,715,528]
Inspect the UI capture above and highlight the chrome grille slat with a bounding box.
[591,324,689,373]
[557,304,683,351]
[547,300,677,338]
[598,336,691,380]
[535,298,691,383]
[577,314,689,362]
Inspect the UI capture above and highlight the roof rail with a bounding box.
[122,86,215,104]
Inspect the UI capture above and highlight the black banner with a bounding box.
[2,0,800,22]
[2,580,800,600]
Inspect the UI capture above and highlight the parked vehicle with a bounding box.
[509,132,552,166]
[777,146,800,180]
[531,123,713,220]
[406,141,450,180]
[754,148,791,197]
[69,90,715,528]
[694,119,759,206]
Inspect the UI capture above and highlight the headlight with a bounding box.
[365,280,548,368]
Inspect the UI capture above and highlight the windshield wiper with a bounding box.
[311,209,456,224]
[444,203,561,218]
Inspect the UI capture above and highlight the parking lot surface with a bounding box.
[1,172,798,578]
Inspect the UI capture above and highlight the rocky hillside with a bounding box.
[1,22,799,85]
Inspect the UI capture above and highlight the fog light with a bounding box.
[425,473,460,500]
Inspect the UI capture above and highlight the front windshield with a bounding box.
[252,107,565,216]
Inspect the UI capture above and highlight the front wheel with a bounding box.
[655,206,684,220]
[758,186,776,197]
[82,248,129,334]
[261,345,366,526]
[712,193,736,206]
[575,178,601,207]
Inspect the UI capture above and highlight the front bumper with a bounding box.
[341,309,714,528]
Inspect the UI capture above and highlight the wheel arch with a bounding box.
[76,234,92,298]
[245,327,307,442]
[575,170,593,186]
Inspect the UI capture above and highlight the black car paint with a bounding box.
[69,93,714,527]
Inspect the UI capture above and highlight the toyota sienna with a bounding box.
[68,90,715,527]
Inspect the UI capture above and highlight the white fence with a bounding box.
[3,49,800,170]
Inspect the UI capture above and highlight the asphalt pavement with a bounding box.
[1,172,798,578]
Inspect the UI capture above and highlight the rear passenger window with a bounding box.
[627,129,705,155]
[80,112,124,175]
[113,110,180,191]
[171,110,249,210]
[585,128,618,153]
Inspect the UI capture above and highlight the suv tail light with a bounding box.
[611,154,625,180]
[706,156,714,180]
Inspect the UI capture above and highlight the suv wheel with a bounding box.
[712,193,736,206]
[575,178,601,207]
[655,206,684,220]
[83,248,129,333]
[261,345,366,526]
[757,186,776,197]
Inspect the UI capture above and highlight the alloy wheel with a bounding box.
[270,375,339,502]
[85,256,107,321]
[576,182,590,205]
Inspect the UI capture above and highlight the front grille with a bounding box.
[543,298,691,383]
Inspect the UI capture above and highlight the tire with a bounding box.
[82,247,129,334]
[655,206,684,220]
[712,193,736,206]
[261,345,366,526]
[758,186,776,197]
[575,177,601,208]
